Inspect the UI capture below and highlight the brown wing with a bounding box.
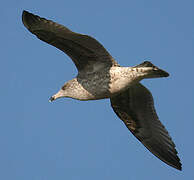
[22,10,119,73]
[110,83,182,170]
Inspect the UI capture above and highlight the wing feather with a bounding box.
[22,10,119,72]
[110,83,181,170]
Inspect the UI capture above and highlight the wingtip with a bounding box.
[22,10,31,29]
[22,10,30,20]
[175,161,182,171]
[22,10,28,15]
[178,166,182,171]
[22,10,39,30]
[160,150,182,171]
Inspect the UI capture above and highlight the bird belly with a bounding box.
[109,76,137,95]
[109,67,139,94]
[75,67,139,100]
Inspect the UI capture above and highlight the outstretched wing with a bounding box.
[22,10,119,73]
[110,83,181,170]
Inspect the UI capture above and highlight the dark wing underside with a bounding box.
[110,83,181,170]
[22,10,119,73]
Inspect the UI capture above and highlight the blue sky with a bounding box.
[1,0,193,179]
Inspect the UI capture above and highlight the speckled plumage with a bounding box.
[22,10,181,170]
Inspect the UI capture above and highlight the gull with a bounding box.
[22,10,181,170]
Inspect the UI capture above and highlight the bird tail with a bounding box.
[134,61,169,79]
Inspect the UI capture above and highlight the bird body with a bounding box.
[52,65,168,101]
[22,10,182,170]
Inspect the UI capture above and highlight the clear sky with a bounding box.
[1,0,193,179]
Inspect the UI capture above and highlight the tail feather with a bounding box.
[134,61,156,68]
[134,61,169,79]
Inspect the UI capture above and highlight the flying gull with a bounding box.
[22,10,182,170]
